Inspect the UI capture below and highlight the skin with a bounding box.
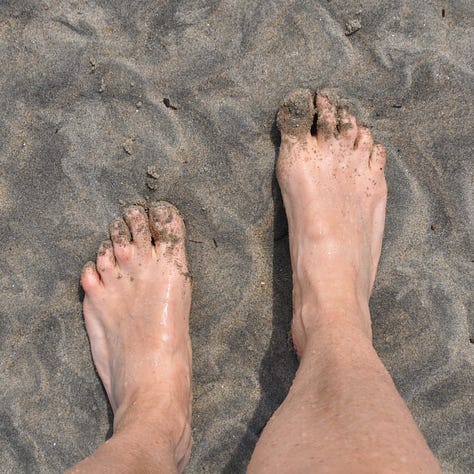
[248,90,441,473]
[69,90,441,473]
[69,202,192,473]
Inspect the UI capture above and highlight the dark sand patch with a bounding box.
[0,1,472,472]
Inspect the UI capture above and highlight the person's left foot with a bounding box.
[80,202,192,470]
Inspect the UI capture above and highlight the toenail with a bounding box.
[83,261,96,271]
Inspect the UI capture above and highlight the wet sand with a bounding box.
[0,1,472,472]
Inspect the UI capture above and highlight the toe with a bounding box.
[315,91,338,141]
[123,205,152,251]
[370,143,387,171]
[81,261,101,292]
[354,127,374,157]
[96,240,116,276]
[149,201,186,257]
[337,106,358,145]
[277,89,315,139]
[109,217,132,264]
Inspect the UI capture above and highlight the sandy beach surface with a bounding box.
[0,0,472,472]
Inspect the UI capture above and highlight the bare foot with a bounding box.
[79,202,192,472]
[276,89,387,355]
[249,91,439,474]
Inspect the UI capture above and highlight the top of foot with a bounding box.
[276,89,387,355]
[80,201,192,470]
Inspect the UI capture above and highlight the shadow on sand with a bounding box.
[223,122,298,473]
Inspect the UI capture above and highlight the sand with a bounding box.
[0,0,472,472]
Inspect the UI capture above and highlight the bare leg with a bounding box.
[248,90,440,473]
[68,202,192,473]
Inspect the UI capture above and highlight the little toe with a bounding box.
[370,143,387,171]
[109,217,133,264]
[149,201,186,258]
[123,205,152,252]
[96,240,116,277]
[315,91,338,142]
[277,89,315,140]
[337,107,358,145]
[354,127,374,159]
[81,261,101,292]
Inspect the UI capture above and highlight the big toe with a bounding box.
[149,202,186,259]
[277,89,315,139]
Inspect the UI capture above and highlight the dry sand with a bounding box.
[0,0,472,472]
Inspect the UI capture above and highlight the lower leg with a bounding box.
[250,317,438,473]
[69,412,184,474]
[248,90,440,473]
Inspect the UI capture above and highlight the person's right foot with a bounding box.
[249,90,440,474]
[276,89,387,355]
[79,202,192,472]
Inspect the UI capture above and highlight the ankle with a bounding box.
[292,299,372,356]
[104,428,183,474]
[113,393,192,468]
